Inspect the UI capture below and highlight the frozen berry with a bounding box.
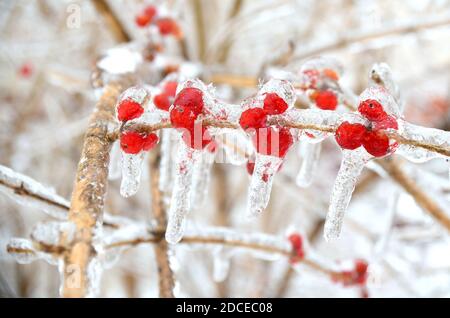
[373,115,398,130]
[143,5,157,21]
[164,81,178,96]
[252,127,293,158]
[135,14,152,27]
[120,131,158,154]
[314,90,338,110]
[19,63,33,78]
[323,68,339,81]
[353,259,369,285]
[170,105,198,130]
[154,93,171,111]
[181,123,212,150]
[263,93,288,115]
[358,99,388,122]
[156,18,182,38]
[117,99,144,122]
[173,87,204,115]
[239,108,267,130]
[302,69,320,88]
[362,130,390,157]
[335,122,367,150]
[288,233,305,263]
[246,161,255,175]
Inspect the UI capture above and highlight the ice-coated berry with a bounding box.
[120,132,158,154]
[263,93,288,115]
[288,233,305,263]
[239,108,267,130]
[252,127,293,158]
[181,124,212,150]
[335,122,367,150]
[323,68,339,81]
[173,87,204,115]
[135,14,152,27]
[353,259,369,285]
[164,81,178,97]
[372,115,398,130]
[156,18,182,38]
[117,99,144,122]
[154,93,171,111]
[143,5,157,21]
[358,99,388,122]
[362,130,390,157]
[314,90,338,110]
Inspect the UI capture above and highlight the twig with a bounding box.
[148,143,175,298]
[62,81,127,298]
[91,0,131,43]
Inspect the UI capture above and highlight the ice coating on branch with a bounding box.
[324,148,371,241]
[396,121,450,163]
[369,63,401,108]
[246,154,283,218]
[31,221,75,247]
[108,140,122,180]
[296,142,322,187]
[7,238,39,264]
[0,164,69,219]
[190,148,216,208]
[120,152,146,197]
[166,142,202,244]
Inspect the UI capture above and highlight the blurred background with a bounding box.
[0,0,449,297]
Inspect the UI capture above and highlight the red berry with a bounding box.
[314,90,338,110]
[120,131,158,154]
[362,130,390,157]
[323,68,339,81]
[206,139,218,153]
[117,99,144,122]
[170,105,197,130]
[154,93,171,111]
[358,99,388,122]
[164,81,178,96]
[288,233,305,263]
[156,18,182,38]
[143,5,157,21]
[135,13,152,27]
[335,122,367,150]
[354,259,369,285]
[263,93,288,115]
[19,63,33,78]
[173,87,204,115]
[252,127,293,158]
[181,123,212,150]
[239,108,267,130]
[246,161,255,175]
[373,115,398,130]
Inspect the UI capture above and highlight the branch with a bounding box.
[62,81,128,298]
[148,143,175,298]
[91,0,131,43]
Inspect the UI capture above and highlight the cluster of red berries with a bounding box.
[135,5,182,39]
[169,87,214,150]
[334,259,369,287]
[335,99,398,157]
[239,93,294,158]
[116,97,159,154]
[154,81,178,111]
[288,233,305,264]
[301,68,340,111]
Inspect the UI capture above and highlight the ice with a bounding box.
[7,238,38,264]
[159,129,174,191]
[212,247,233,282]
[296,142,322,187]
[259,78,296,109]
[396,121,450,163]
[219,131,253,166]
[369,63,401,108]
[97,45,143,75]
[117,85,149,107]
[120,152,146,197]
[190,149,216,209]
[324,148,372,241]
[108,140,122,180]
[246,154,284,218]
[359,86,401,118]
[0,164,69,219]
[31,221,76,247]
[166,142,203,244]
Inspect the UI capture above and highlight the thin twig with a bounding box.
[91,0,131,43]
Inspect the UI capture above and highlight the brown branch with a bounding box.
[62,81,128,298]
[91,0,131,43]
[387,131,450,157]
[148,143,175,298]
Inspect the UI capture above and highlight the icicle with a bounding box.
[120,152,146,197]
[108,140,122,180]
[166,142,202,244]
[369,63,402,109]
[212,247,232,282]
[219,131,253,166]
[296,142,322,187]
[159,129,174,191]
[324,148,371,241]
[190,148,216,209]
[246,154,283,218]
